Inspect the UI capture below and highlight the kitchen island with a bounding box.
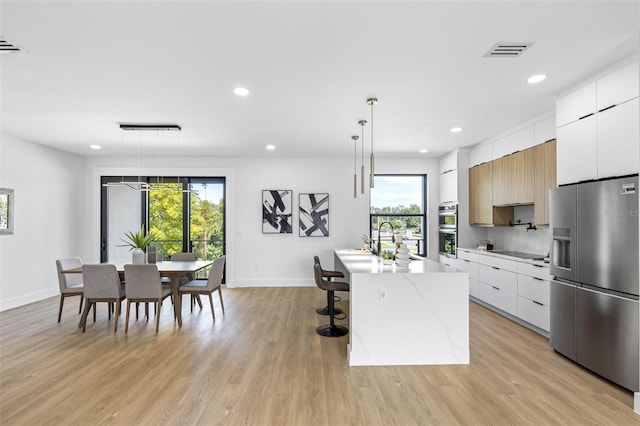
[334,249,469,366]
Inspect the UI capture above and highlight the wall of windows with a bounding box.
[369,174,426,256]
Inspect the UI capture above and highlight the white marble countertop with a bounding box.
[335,249,458,274]
[457,247,550,266]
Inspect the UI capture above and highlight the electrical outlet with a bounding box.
[379,288,387,301]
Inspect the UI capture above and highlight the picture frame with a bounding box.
[0,188,15,235]
[262,190,292,234]
[299,193,329,237]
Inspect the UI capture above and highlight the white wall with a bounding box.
[86,155,440,289]
[0,134,84,310]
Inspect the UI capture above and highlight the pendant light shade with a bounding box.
[352,135,359,198]
[367,98,378,188]
[358,120,367,194]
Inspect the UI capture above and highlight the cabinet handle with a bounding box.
[533,277,544,281]
[598,104,616,113]
[532,300,544,306]
[464,259,471,263]
[492,266,500,270]
[532,264,544,268]
[578,112,594,120]
[491,285,501,290]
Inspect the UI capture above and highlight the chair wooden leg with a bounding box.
[114,301,120,333]
[58,295,65,323]
[125,300,131,333]
[155,299,162,333]
[218,287,225,314]
[80,301,92,332]
[195,295,203,309]
[78,294,84,314]
[208,293,215,321]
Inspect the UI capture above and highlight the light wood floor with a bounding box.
[1,287,638,425]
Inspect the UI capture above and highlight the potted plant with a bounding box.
[120,225,156,264]
[379,250,394,265]
[361,234,373,250]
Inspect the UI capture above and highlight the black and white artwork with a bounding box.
[262,190,292,234]
[299,193,329,237]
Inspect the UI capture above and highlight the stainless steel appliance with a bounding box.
[438,203,457,257]
[550,175,639,391]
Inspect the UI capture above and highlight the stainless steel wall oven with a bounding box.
[438,203,457,257]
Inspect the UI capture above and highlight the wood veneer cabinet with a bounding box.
[469,162,493,225]
[533,139,557,225]
[491,155,512,206]
[512,149,535,205]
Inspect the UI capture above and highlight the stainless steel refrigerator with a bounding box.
[550,175,639,392]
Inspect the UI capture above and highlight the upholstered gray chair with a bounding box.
[179,255,226,321]
[124,264,172,333]
[170,252,201,308]
[80,264,126,332]
[55,257,85,322]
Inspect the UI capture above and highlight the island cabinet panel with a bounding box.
[469,161,493,225]
[533,139,556,225]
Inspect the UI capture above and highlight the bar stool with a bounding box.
[313,255,344,316]
[313,263,349,337]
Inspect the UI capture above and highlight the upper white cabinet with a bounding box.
[439,170,457,204]
[438,151,458,174]
[469,143,492,167]
[533,116,556,145]
[556,82,597,127]
[597,97,639,178]
[438,149,469,204]
[596,61,639,111]
[556,61,639,185]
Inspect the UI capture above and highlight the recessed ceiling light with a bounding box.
[266,145,275,151]
[234,87,250,96]
[90,144,101,150]
[419,149,429,154]
[527,74,546,84]
[450,127,463,133]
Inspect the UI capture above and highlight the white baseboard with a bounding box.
[635,392,640,415]
[0,288,59,312]
[234,279,315,288]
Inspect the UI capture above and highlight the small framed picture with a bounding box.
[0,188,14,235]
[262,190,292,234]
[299,193,329,237]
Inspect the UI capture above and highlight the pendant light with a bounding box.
[358,120,367,194]
[351,135,359,198]
[367,98,378,188]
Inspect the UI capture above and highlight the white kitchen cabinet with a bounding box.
[597,61,639,111]
[469,143,492,167]
[439,170,457,204]
[478,261,518,316]
[533,116,555,146]
[597,98,639,178]
[556,115,597,185]
[492,127,535,159]
[438,151,458,174]
[516,262,551,332]
[556,82,597,127]
[456,250,479,298]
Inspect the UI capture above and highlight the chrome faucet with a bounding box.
[377,221,396,255]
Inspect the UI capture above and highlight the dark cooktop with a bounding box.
[492,250,545,260]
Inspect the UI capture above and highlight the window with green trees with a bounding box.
[370,175,426,256]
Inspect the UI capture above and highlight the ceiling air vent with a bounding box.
[0,39,24,53]
[484,42,533,57]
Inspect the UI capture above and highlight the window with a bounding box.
[370,174,426,256]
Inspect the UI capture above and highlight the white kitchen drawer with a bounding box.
[439,255,456,268]
[517,296,550,331]
[457,249,478,263]
[456,258,479,281]
[517,275,550,305]
[517,262,551,280]
[477,254,518,272]
[469,279,479,298]
[478,282,518,316]
[478,264,517,292]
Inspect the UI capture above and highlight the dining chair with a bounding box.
[170,252,202,309]
[55,257,85,322]
[80,264,126,332]
[124,264,172,333]
[179,255,226,321]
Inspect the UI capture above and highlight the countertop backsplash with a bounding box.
[485,226,550,255]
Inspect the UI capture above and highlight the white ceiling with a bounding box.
[1,1,638,159]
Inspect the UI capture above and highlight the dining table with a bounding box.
[64,260,214,327]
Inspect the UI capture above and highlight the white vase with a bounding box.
[132,248,145,264]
